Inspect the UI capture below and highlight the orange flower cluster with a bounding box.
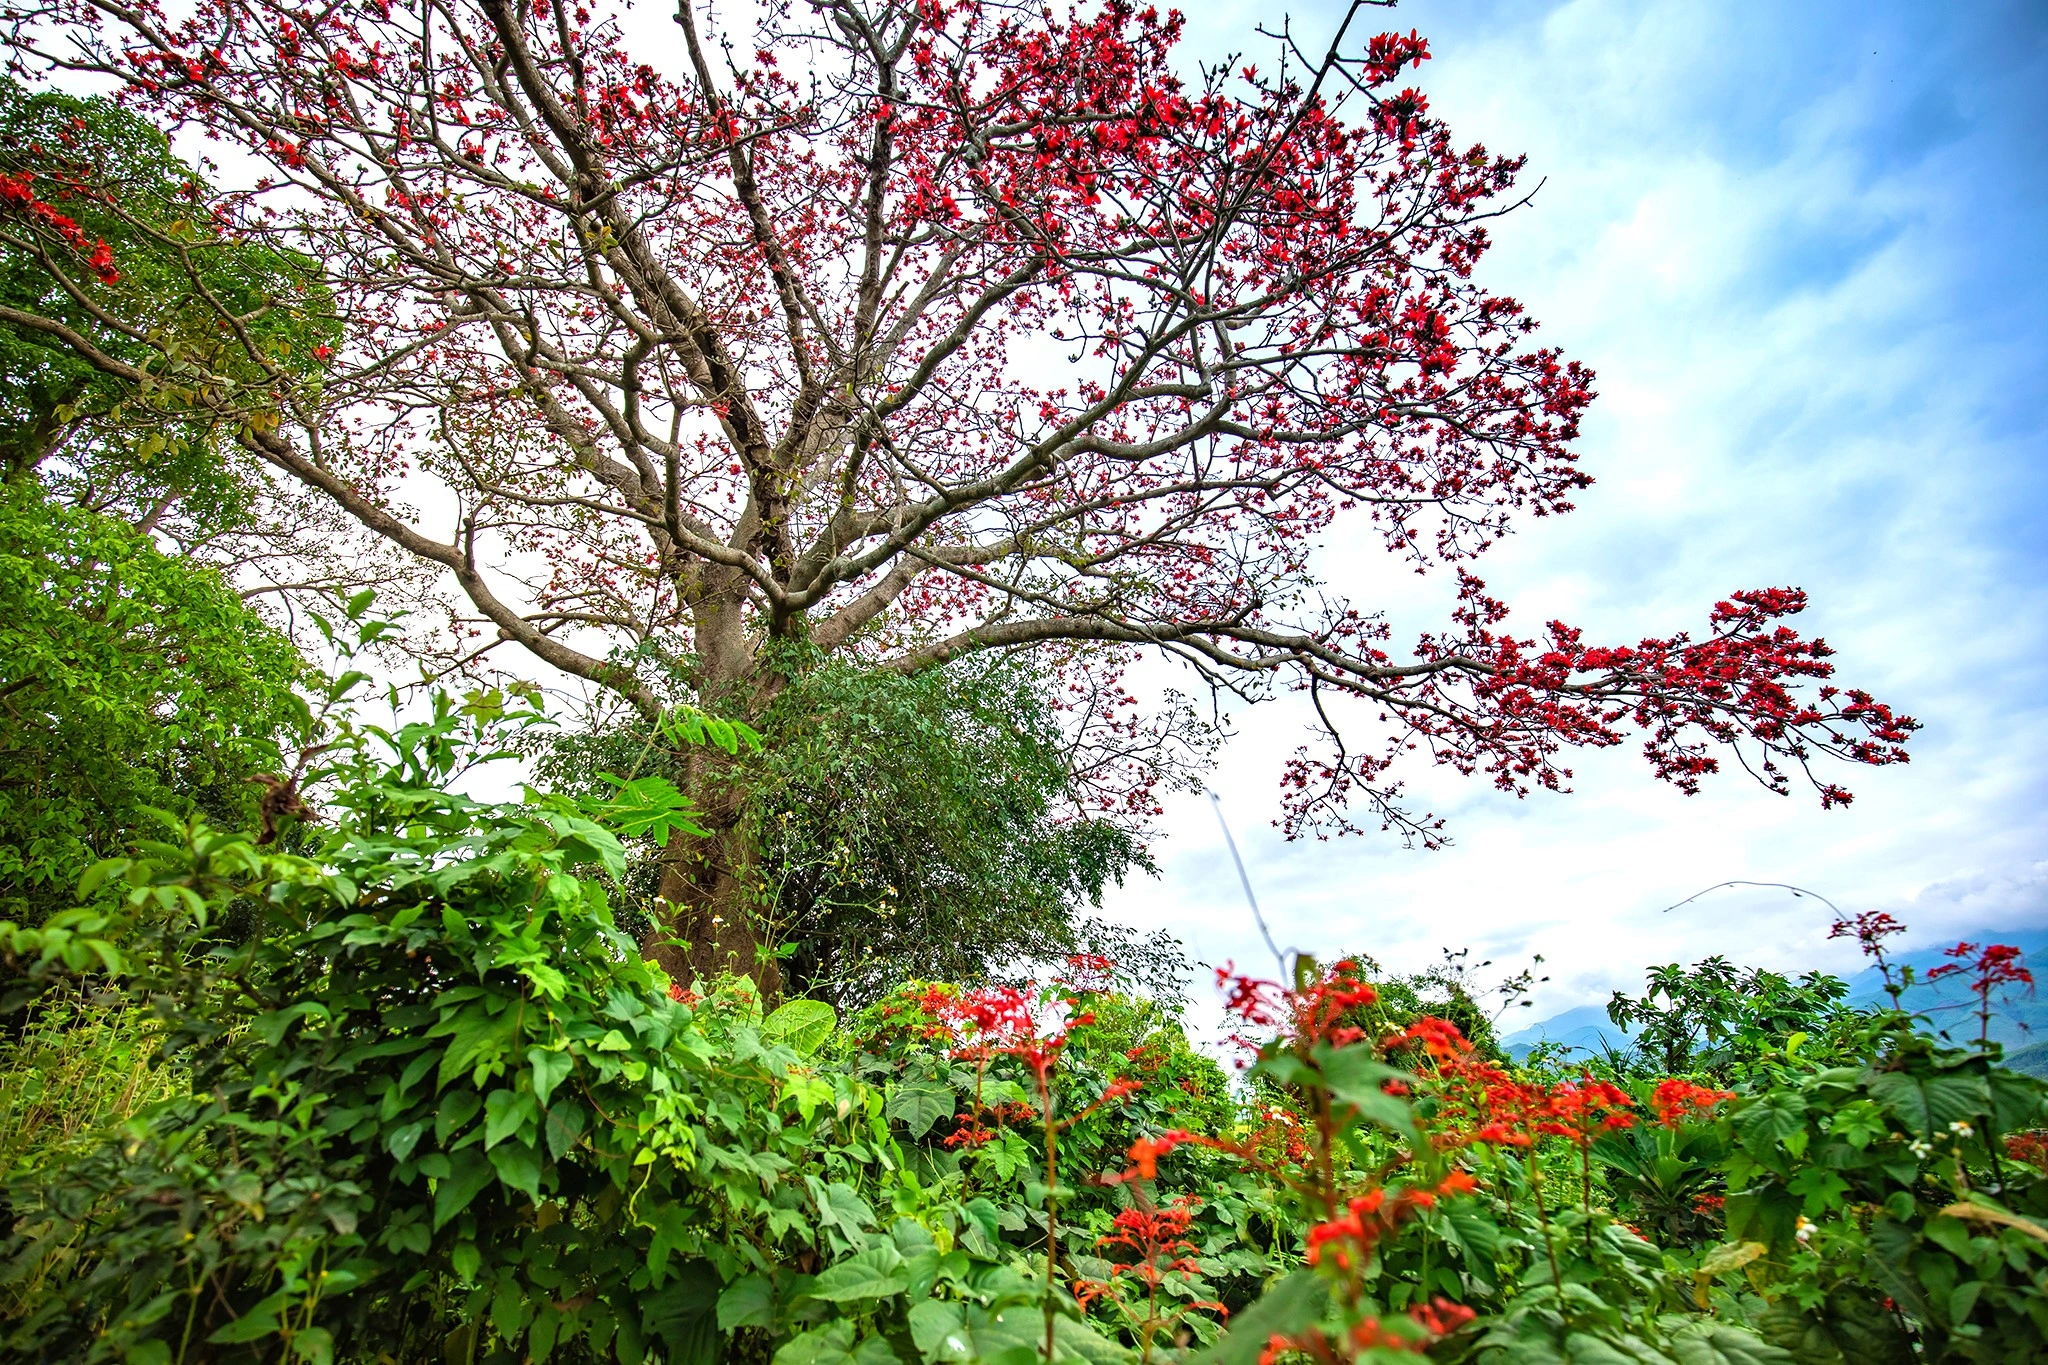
[1303,1170,1480,1272]
[1649,1079,1735,1128]
[1256,1296,1475,1362]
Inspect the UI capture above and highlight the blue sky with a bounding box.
[1106,0,2048,1017]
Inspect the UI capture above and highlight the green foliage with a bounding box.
[743,659,1153,1004]
[1713,1028,2048,1362]
[1606,959,1867,1083]
[533,656,1161,1006]
[0,694,880,1362]
[3,694,2044,1362]
[0,479,311,917]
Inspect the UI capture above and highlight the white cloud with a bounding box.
[1103,0,2048,1024]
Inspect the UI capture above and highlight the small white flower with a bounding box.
[1794,1216,1814,1244]
[1949,1120,1975,1138]
[1909,1139,1933,1159]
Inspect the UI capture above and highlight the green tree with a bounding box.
[533,657,1158,1005]
[0,480,311,919]
[1606,956,1865,1082]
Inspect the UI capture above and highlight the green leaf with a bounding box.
[489,1140,543,1201]
[544,1101,587,1161]
[810,1246,909,1302]
[1732,1091,1808,1153]
[1054,1316,1134,1365]
[1668,1321,1795,1365]
[435,1089,483,1145]
[1188,1271,1328,1365]
[1313,1045,1423,1146]
[815,1181,877,1233]
[434,1148,495,1230]
[717,1274,775,1331]
[776,1322,858,1365]
[484,1088,536,1148]
[529,1046,573,1105]
[886,1081,956,1138]
[386,1120,425,1163]
[1866,1069,1990,1140]
[909,1301,968,1363]
[207,1291,288,1344]
[292,1325,335,1365]
[764,998,837,1056]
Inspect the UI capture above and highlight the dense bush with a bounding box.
[2,704,2043,1364]
[0,481,312,920]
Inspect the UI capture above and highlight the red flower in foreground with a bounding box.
[1535,1077,1636,1147]
[1217,959,1378,1052]
[1126,1129,1200,1180]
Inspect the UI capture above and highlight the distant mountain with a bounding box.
[1501,929,2047,1064]
[1500,1004,1633,1062]
[2006,1039,2048,1079]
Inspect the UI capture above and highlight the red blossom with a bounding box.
[1829,910,1907,960]
[1926,941,2033,992]
[5,0,1917,859]
[1649,1078,1734,1128]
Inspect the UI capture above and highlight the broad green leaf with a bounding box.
[810,1246,909,1302]
[434,1148,495,1230]
[490,1140,543,1201]
[776,1322,858,1365]
[207,1291,287,1343]
[887,1081,956,1139]
[386,1121,425,1163]
[484,1088,535,1148]
[544,1102,587,1161]
[529,1047,573,1106]
[1866,1069,1990,1140]
[764,998,837,1056]
[1189,1271,1328,1365]
[1668,1321,1795,1365]
[815,1181,877,1232]
[1732,1092,1807,1153]
[909,1301,968,1362]
[717,1274,775,1331]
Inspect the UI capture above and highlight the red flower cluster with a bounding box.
[1389,1014,1472,1062]
[1649,1079,1734,1129]
[1304,1170,1478,1272]
[2004,1130,2048,1173]
[1532,1076,1636,1149]
[1217,959,1378,1052]
[1257,1295,1474,1362]
[1829,910,1907,961]
[1927,941,2033,993]
[1432,1054,1636,1151]
[0,171,120,283]
[1091,1197,1203,1290]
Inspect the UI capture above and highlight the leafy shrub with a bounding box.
[3,698,2045,1364]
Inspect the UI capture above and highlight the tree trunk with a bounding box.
[644,803,781,1001]
[638,576,784,999]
